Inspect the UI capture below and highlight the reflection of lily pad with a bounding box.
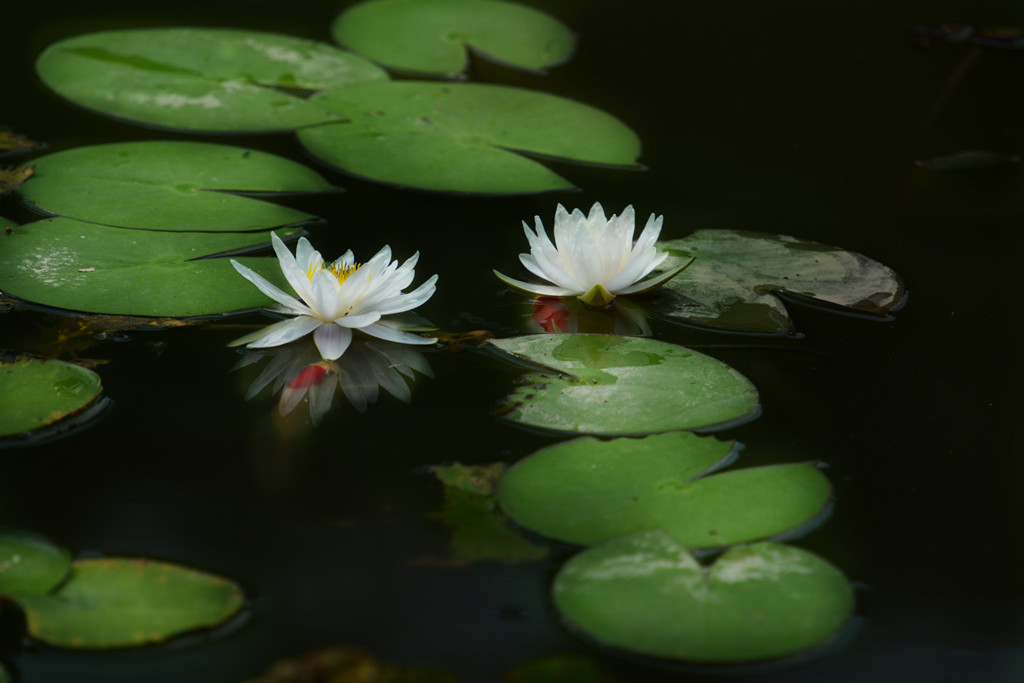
[0,529,72,596]
[498,433,830,548]
[0,218,295,316]
[554,529,854,662]
[332,0,575,77]
[490,334,759,434]
[18,142,334,231]
[297,81,640,193]
[17,557,244,649]
[36,28,387,132]
[648,230,906,334]
[0,353,103,437]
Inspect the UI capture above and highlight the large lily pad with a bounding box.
[0,353,103,437]
[297,81,641,193]
[0,529,71,596]
[490,334,759,434]
[16,557,244,648]
[553,530,854,662]
[332,0,575,77]
[498,433,830,548]
[35,28,388,132]
[17,141,335,231]
[647,230,906,334]
[0,218,295,316]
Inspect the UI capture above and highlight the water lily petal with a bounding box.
[230,259,309,315]
[374,274,437,315]
[272,233,317,307]
[361,320,437,345]
[494,270,576,297]
[314,323,353,360]
[246,315,324,348]
[334,311,381,328]
[618,256,695,295]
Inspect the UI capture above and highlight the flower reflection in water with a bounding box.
[526,296,652,336]
[237,336,432,424]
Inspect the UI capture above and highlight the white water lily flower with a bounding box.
[493,202,693,307]
[230,233,438,360]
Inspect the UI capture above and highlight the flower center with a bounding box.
[308,260,361,284]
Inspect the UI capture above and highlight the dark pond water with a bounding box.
[2,0,1022,681]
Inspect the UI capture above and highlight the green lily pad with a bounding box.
[17,141,335,231]
[490,334,759,434]
[17,557,244,649]
[0,218,295,316]
[297,81,641,194]
[423,463,548,566]
[0,353,103,437]
[498,433,830,548]
[332,0,575,77]
[36,28,388,132]
[553,530,854,662]
[648,230,907,334]
[0,529,71,596]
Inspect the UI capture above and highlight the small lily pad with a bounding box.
[0,353,103,437]
[297,81,641,193]
[18,141,334,231]
[0,218,295,316]
[647,230,906,334]
[332,0,575,77]
[498,433,830,548]
[490,334,759,434]
[553,530,854,662]
[0,529,72,596]
[36,28,388,132]
[17,557,244,649]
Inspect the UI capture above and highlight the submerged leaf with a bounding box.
[332,0,574,77]
[18,141,334,231]
[0,165,33,196]
[498,433,831,548]
[0,529,72,597]
[0,353,103,437]
[0,129,44,154]
[421,463,548,566]
[648,230,906,334]
[17,557,244,648]
[244,645,461,683]
[553,530,854,662]
[490,334,759,434]
[36,29,388,132]
[297,81,641,193]
[0,218,297,316]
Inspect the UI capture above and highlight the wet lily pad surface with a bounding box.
[0,529,71,596]
[498,433,831,548]
[16,557,245,649]
[0,353,103,437]
[18,142,335,231]
[490,334,759,434]
[332,0,575,77]
[0,218,295,316]
[553,529,854,662]
[297,81,640,194]
[648,230,906,334]
[35,28,387,132]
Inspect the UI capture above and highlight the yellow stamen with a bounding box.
[307,260,361,284]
